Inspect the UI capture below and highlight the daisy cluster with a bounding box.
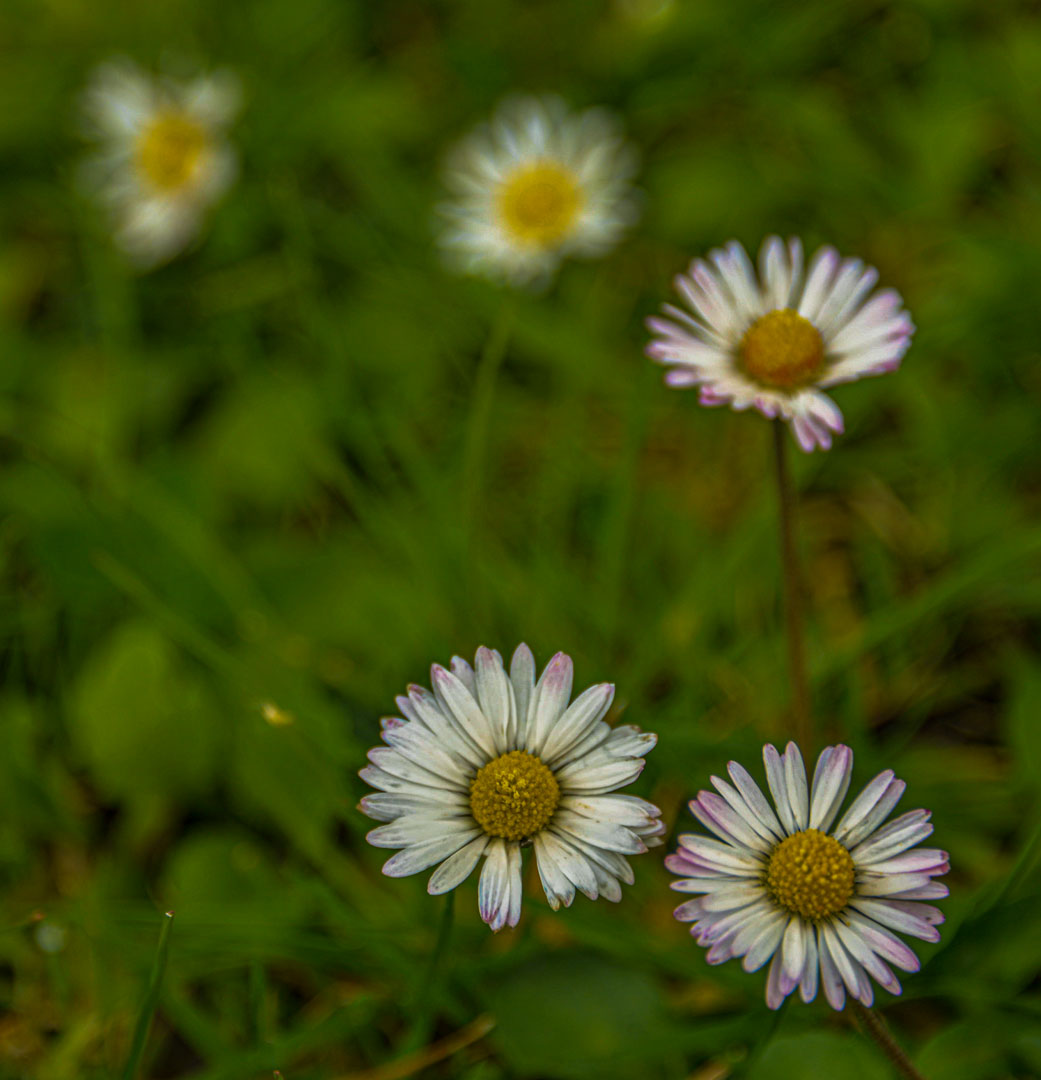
[70,54,944,1015]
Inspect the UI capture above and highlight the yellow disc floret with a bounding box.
[766,828,855,921]
[740,309,825,390]
[135,109,209,192]
[469,750,560,841]
[498,161,582,249]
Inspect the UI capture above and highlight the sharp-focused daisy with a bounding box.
[439,96,639,286]
[667,742,947,1010]
[359,645,664,930]
[646,237,914,451]
[79,58,240,267]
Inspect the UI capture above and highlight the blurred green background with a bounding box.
[2,0,1041,1077]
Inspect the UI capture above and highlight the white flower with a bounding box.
[667,742,948,1010]
[359,645,664,931]
[79,58,240,267]
[646,237,914,451]
[439,96,639,286]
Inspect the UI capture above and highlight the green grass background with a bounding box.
[2,0,1041,1077]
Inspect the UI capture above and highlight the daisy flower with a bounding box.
[667,742,948,1010]
[646,237,914,451]
[79,58,240,267]
[359,645,664,931]
[439,96,639,286]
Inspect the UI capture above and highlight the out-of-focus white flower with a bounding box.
[439,97,639,286]
[79,58,240,267]
[668,742,948,1009]
[647,237,914,450]
[359,645,663,931]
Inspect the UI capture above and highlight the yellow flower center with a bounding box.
[766,829,855,921]
[469,750,560,841]
[497,161,582,249]
[135,109,209,192]
[740,309,825,390]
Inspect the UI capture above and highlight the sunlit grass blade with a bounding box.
[122,911,174,1080]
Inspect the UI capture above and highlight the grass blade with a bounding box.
[122,911,174,1080]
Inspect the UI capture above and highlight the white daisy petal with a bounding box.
[358,790,467,822]
[809,745,854,831]
[601,724,657,758]
[551,809,645,855]
[542,829,601,899]
[560,793,661,828]
[849,899,943,943]
[478,839,511,930]
[710,776,781,844]
[727,761,784,838]
[782,742,810,830]
[833,771,900,844]
[851,809,933,862]
[555,755,644,793]
[382,830,482,877]
[449,656,477,696]
[509,643,535,745]
[818,928,846,1010]
[765,952,788,1010]
[431,664,499,760]
[799,926,820,1004]
[540,682,615,765]
[427,835,489,895]
[366,748,464,793]
[367,815,478,849]
[380,724,473,786]
[533,831,577,910]
[781,916,807,983]
[691,791,772,852]
[474,646,514,754]
[740,911,788,972]
[409,691,485,769]
[798,246,840,323]
[763,743,798,835]
[524,652,574,756]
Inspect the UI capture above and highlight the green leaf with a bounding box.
[755,1031,890,1080]
[486,951,669,1080]
[71,620,221,805]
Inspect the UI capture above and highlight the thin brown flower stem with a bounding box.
[771,420,812,750]
[848,1000,928,1080]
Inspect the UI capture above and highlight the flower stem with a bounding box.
[771,420,812,750]
[461,300,516,556]
[848,1000,928,1080]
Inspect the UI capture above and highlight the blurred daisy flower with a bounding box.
[646,237,914,451]
[79,58,240,267]
[439,96,639,287]
[359,645,663,931]
[667,742,947,1010]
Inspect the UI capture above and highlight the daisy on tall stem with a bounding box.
[646,236,914,747]
[441,96,640,563]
